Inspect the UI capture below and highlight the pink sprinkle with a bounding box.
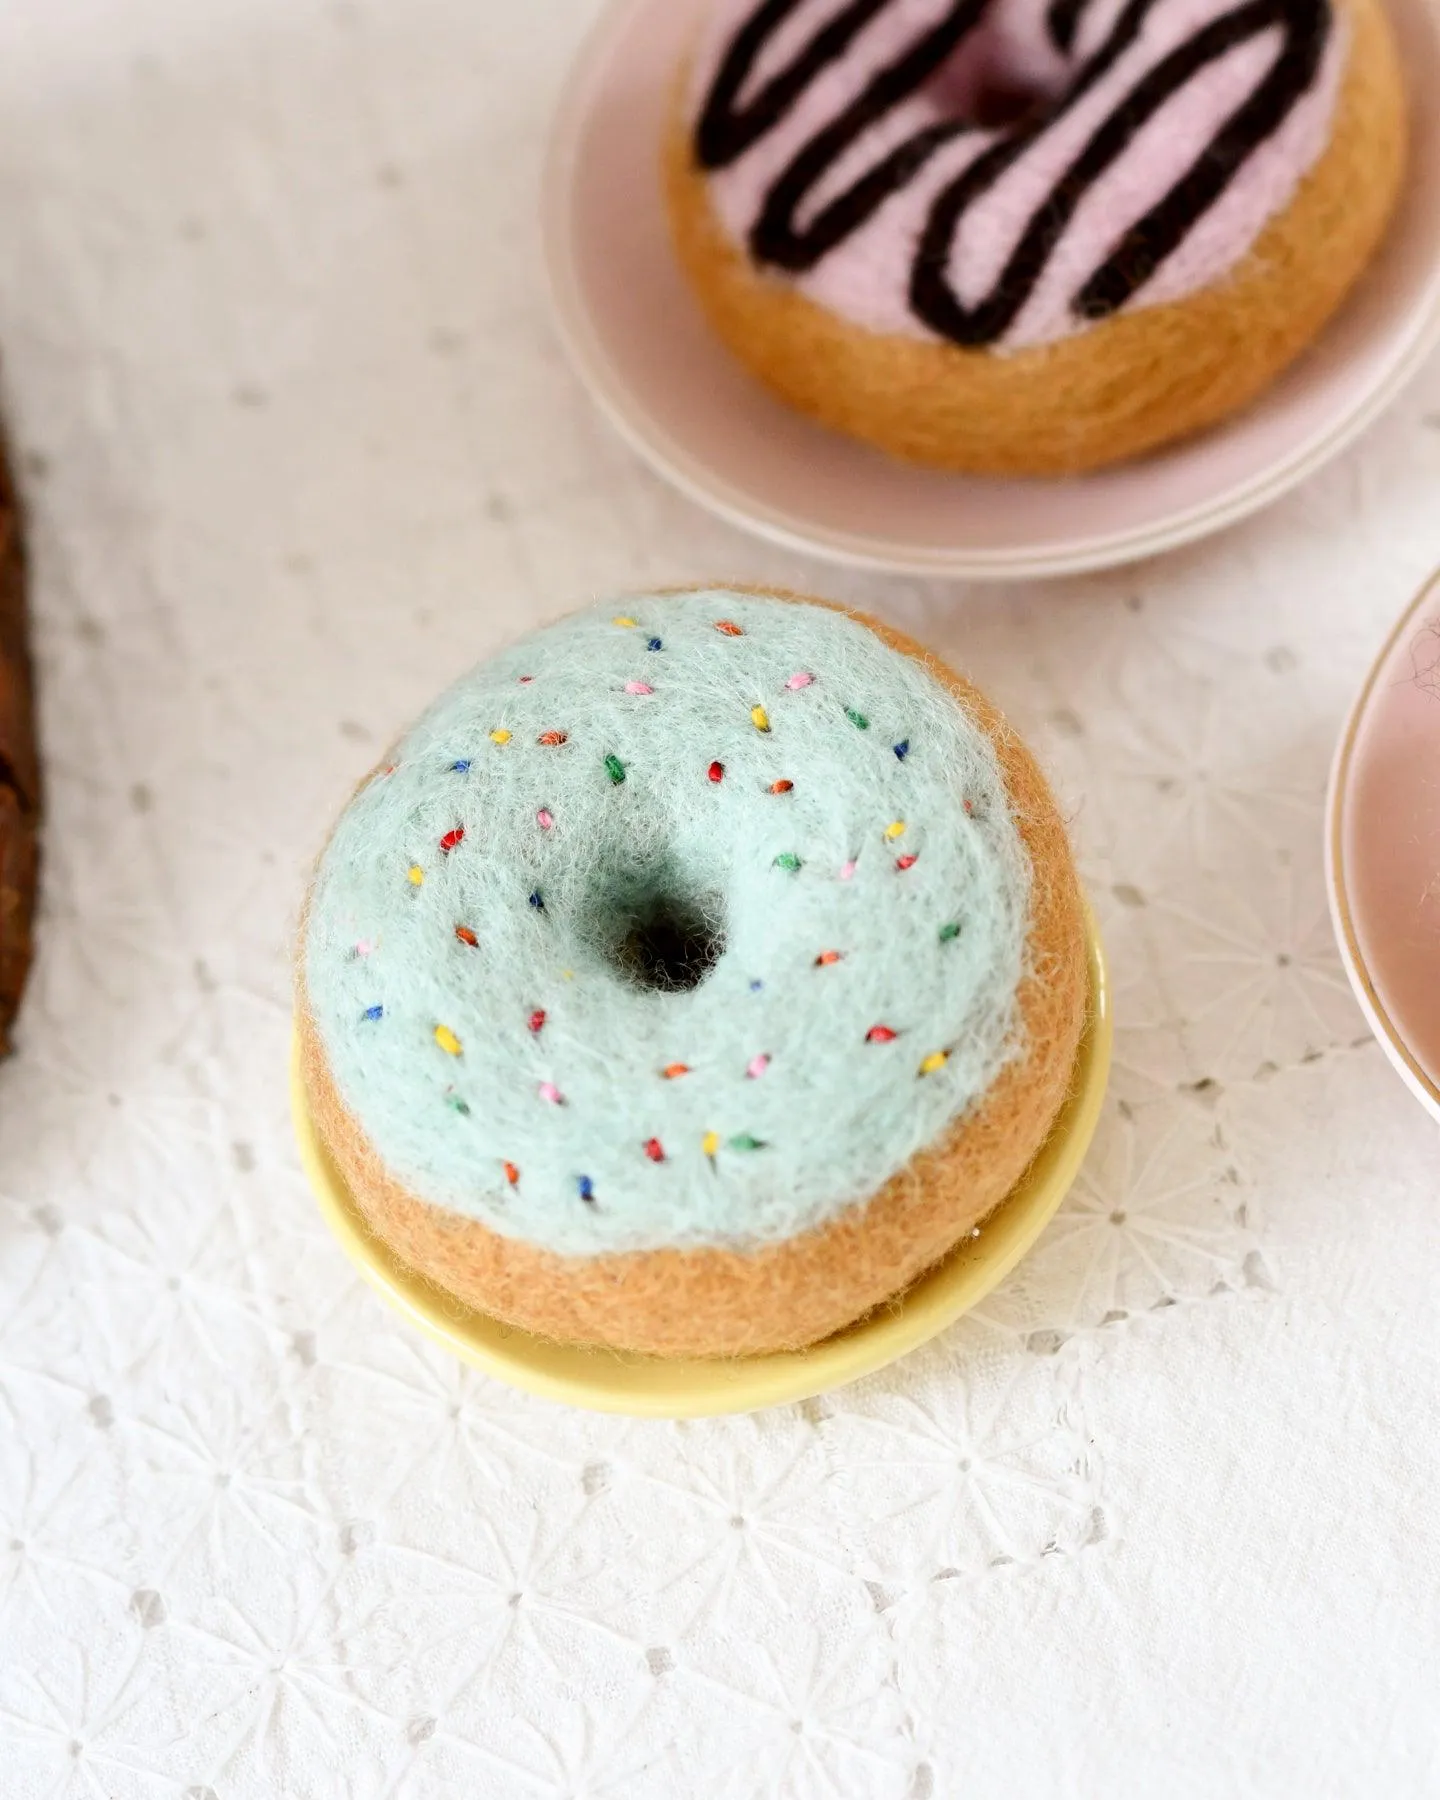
[785,672,814,690]
[538,1081,563,1105]
[537,808,554,830]
[746,1053,770,1079]
[518,675,534,684]
[624,681,654,696]
[839,860,857,881]
[896,853,918,871]
[354,939,373,958]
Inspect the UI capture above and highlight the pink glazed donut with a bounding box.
[665,0,1406,473]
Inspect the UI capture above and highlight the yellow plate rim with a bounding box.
[290,915,1111,1417]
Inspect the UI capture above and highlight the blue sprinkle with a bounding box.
[749,979,763,992]
[646,637,663,651]
[451,758,471,773]
[577,1174,595,1203]
[893,740,909,761]
[363,1004,384,1021]
[529,889,544,911]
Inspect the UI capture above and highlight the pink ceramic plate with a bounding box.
[1327,570,1440,1123]
[543,0,1440,579]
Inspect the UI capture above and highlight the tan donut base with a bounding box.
[663,0,1407,477]
[298,602,1088,1359]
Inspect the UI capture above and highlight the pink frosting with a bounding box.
[689,0,1346,349]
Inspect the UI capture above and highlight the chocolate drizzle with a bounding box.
[695,0,1334,346]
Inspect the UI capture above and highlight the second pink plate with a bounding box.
[543,0,1440,580]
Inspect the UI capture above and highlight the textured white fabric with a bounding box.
[1,1,1439,1796]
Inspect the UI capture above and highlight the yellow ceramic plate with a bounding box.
[291,919,1110,1417]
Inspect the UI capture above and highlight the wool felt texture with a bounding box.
[303,589,1031,1258]
[665,0,1404,474]
[298,593,1089,1358]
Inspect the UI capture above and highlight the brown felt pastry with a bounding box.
[298,587,1087,1358]
[0,434,38,1055]
[665,0,1406,476]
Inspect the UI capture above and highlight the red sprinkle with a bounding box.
[815,950,843,967]
[866,1024,898,1043]
[896,854,918,871]
[538,730,568,746]
[769,780,794,794]
[503,1161,519,1185]
[454,925,478,947]
[643,1137,665,1163]
[528,1009,546,1035]
[439,826,465,853]
[714,620,743,636]
[708,760,724,783]
[662,1062,690,1079]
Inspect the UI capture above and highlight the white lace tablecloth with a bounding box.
[2,2,1439,1794]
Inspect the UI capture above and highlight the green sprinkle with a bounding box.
[728,1134,765,1152]
[939,921,962,942]
[604,753,626,785]
[845,708,869,730]
[446,1094,471,1116]
[773,852,801,872]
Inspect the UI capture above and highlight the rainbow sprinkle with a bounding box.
[537,808,554,830]
[643,1137,665,1163]
[451,759,471,773]
[624,681,654,695]
[896,854,918,871]
[440,826,464,853]
[839,859,857,881]
[773,852,800,871]
[363,1004,383,1021]
[939,921,962,942]
[538,730,567,747]
[647,637,663,651]
[434,1024,462,1056]
[919,1050,949,1076]
[866,1024,898,1044]
[503,1160,520,1185]
[539,1081,563,1105]
[613,616,638,628]
[814,949,843,966]
[454,925,478,947]
[884,820,906,840]
[728,1133,764,1152]
[845,708,869,730]
[751,704,771,733]
[708,760,724,783]
[528,1009,546,1034]
[407,864,424,886]
[893,740,909,761]
[784,672,814,690]
[604,754,626,785]
[714,620,743,637]
[662,1062,690,1080]
[490,728,511,746]
[746,1053,770,1078]
[769,779,794,794]
[702,1130,720,1158]
[577,1174,595,1202]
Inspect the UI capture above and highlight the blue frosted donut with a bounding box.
[299,589,1088,1355]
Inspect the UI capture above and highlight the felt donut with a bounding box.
[665,0,1406,474]
[297,588,1088,1358]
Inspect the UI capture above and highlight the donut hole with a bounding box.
[922,26,1068,132]
[583,859,725,994]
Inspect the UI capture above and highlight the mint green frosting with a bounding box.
[304,590,1030,1256]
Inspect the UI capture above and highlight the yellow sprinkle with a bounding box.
[612,615,638,628]
[562,968,575,981]
[919,1050,949,1076]
[434,1024,462,1056]
[751,704,770,733]
[702,1130,720,1158]
[407,864,424,886]
[884,820,906,840]
[490,728,512,745]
